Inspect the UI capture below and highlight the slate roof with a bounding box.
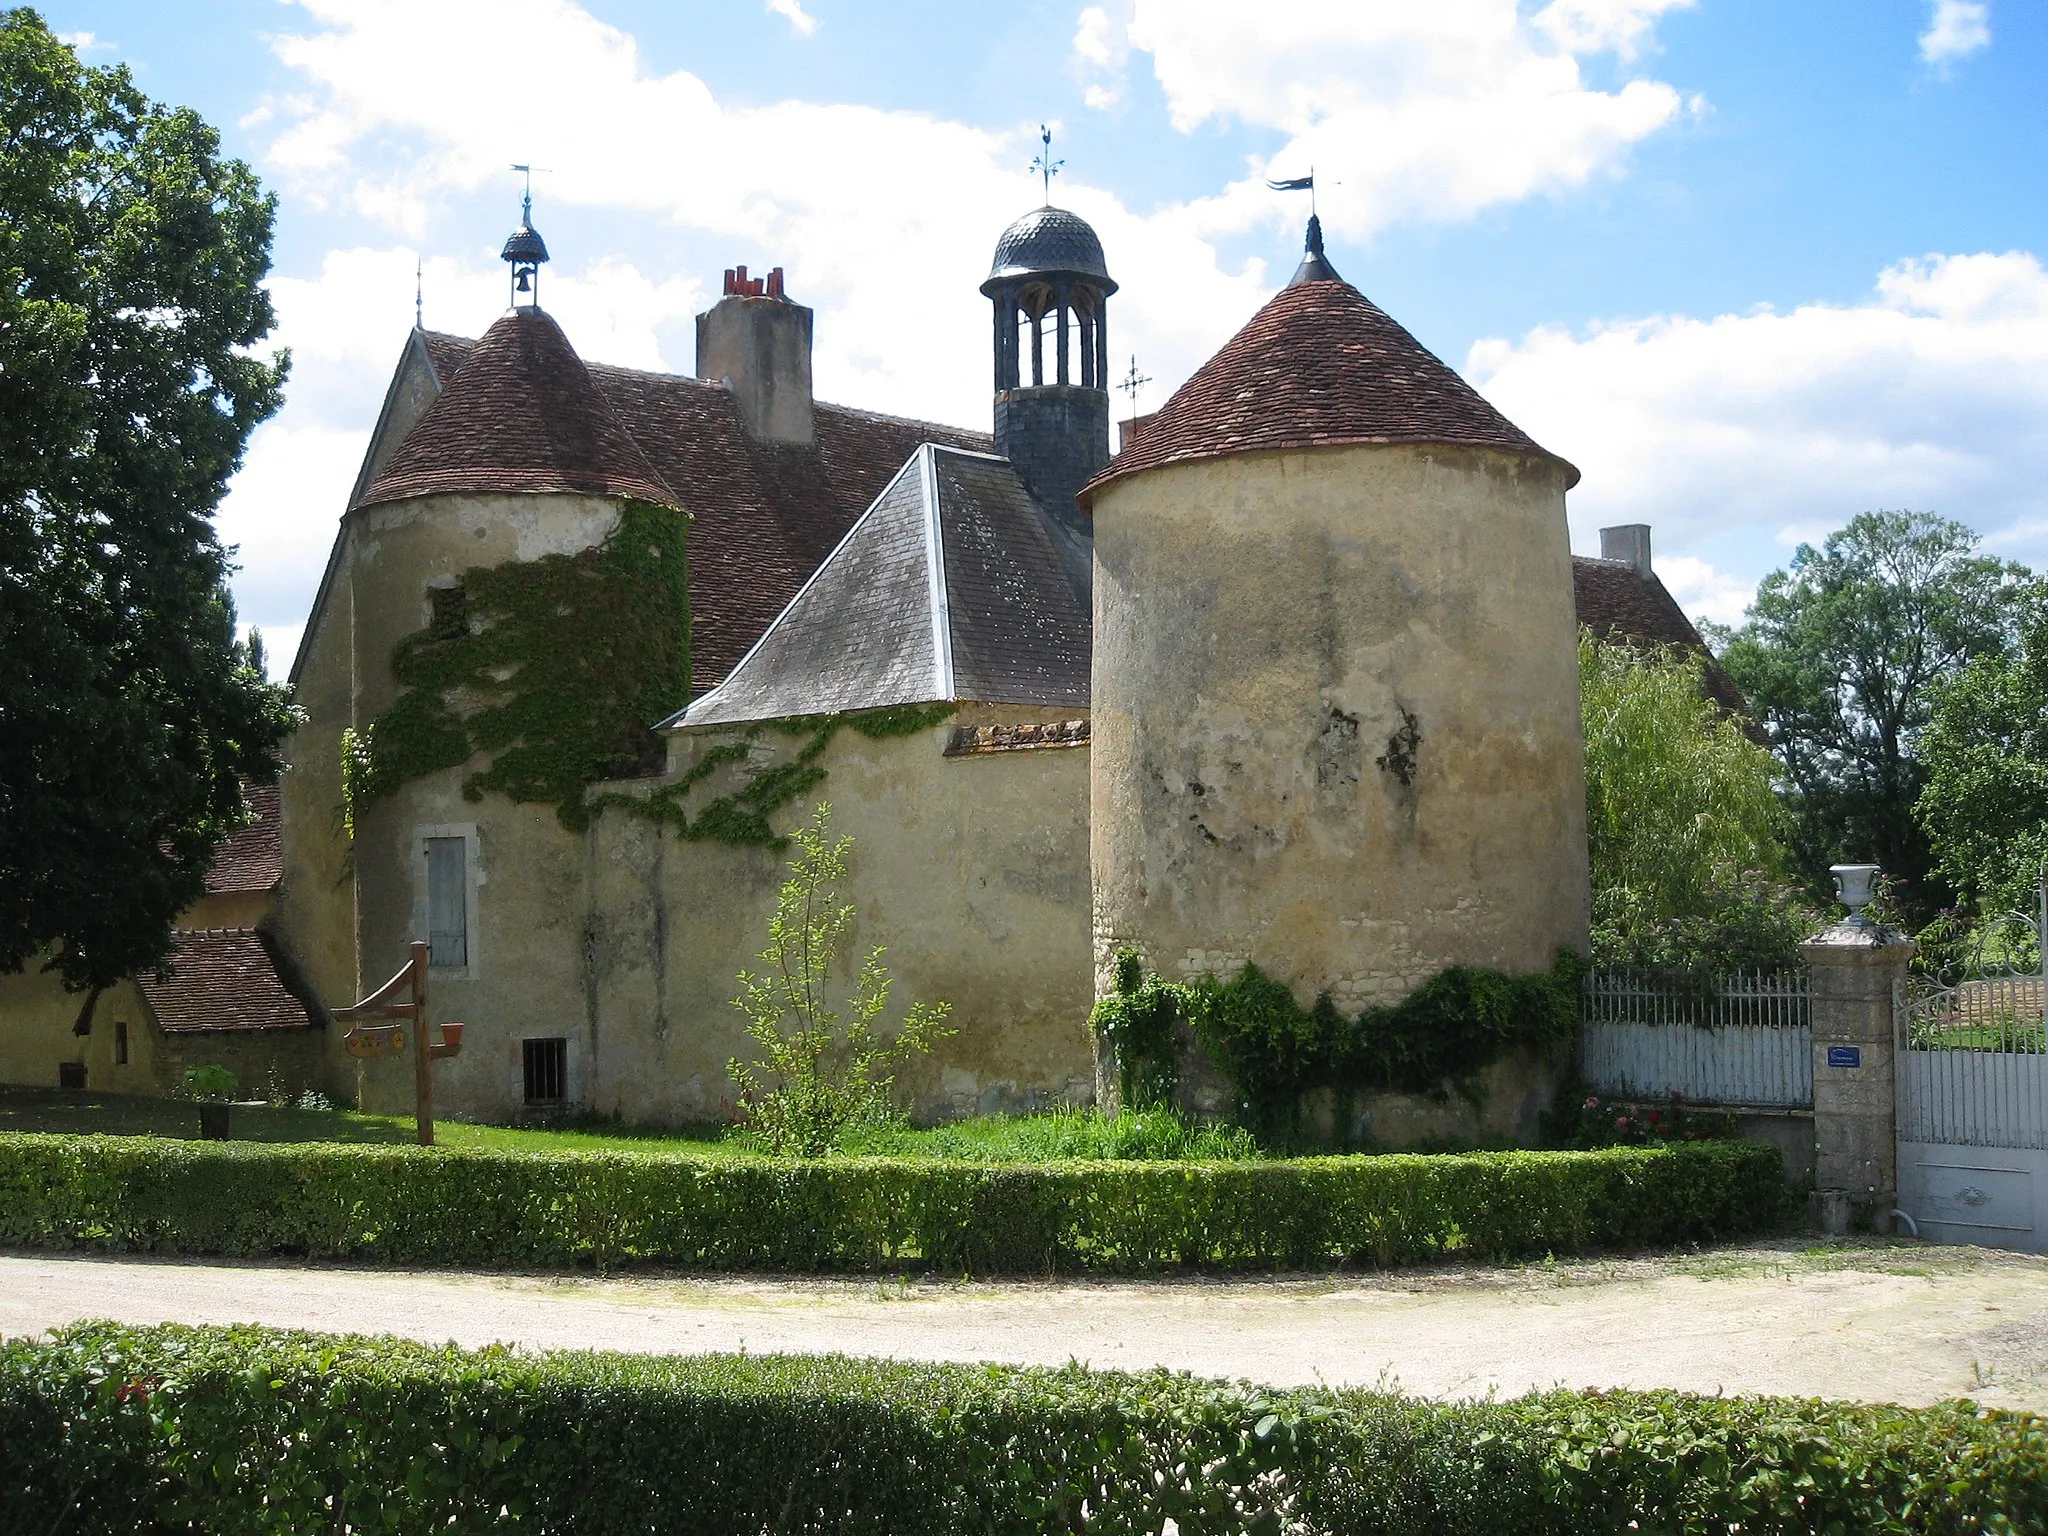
[360,310,675,508]
[206,779,281,894]
[138,929,315,1034]
[369,327,991,688]
[983,206,1118,292]
[678,445,1090,728]
[1572,556,1747,713]
[1081,278,1576,504]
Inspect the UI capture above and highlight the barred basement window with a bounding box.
[58,1061,85,1090]
[428,583,468,641]
[523,1037,567,1105]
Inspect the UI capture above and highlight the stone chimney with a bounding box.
[1600,523,1652,576]
[696,264,813,445]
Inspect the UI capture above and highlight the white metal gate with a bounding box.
[1896,913,2048,1252]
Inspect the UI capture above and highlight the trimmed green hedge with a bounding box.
[2,1323,2040,1534]
[0,1134,1785,1272]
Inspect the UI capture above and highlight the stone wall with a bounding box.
[1090,441,1589,1060]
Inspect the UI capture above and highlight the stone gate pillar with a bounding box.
[1800,919,1914,1234]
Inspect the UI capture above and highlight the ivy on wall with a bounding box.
[602,703,956,850]
[343,499,691,835]
[338,495,954,849]
[1093,948,1584,1132]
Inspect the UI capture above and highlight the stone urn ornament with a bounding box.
[1829,863,1881,929]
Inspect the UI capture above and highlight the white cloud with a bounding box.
[1655,554,1753,627]
[1077,0,1699,240]
[765,0,819,38]
[1919,0,1990,66]
[1466,251,2048,584]
[58,30,113,56]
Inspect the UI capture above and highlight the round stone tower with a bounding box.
[982,205,1116,559]
[1082,218,1589,1018]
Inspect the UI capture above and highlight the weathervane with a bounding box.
[1119,355,1150,424]
[501,163,552,309]
[1031,124,1064,201]
[1266,168,1316,215]
[414,255,423,331]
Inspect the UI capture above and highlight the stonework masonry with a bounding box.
[1090,442,1590,1029]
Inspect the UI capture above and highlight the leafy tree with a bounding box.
[1579,633,1812,972]
[0,11,294,990]
[1917,584,2048,920]
[1716,511,2028,925]
[728,804,952,1156]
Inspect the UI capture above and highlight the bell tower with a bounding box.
[981,205,1116,566]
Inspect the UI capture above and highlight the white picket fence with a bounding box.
[1578,969,1812,1108]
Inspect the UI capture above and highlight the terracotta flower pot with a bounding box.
[440,1022,464,1051]
[198,1103,231,1141]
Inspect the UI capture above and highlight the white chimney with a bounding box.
[695,264,814,445]
[1600,523,1652,577]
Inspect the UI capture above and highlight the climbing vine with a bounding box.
[1092,948,1584,1133]
[338,492,955,850]
[604,703,957,850]
[343,499,691,834]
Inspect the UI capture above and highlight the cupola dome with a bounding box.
[982,205,1118,294]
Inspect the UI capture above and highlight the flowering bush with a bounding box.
[1552,1091,1737,1150]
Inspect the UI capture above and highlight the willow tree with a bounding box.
[1579,633,1809,972]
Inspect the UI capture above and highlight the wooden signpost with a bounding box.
[337,940,464,1146]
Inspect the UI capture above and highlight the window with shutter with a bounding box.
[425,836,468,968]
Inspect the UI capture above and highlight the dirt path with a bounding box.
[5,1241,2046,1410]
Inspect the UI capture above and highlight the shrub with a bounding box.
[0,1133,1786,1273]
[0,1323,2040,1535]
[182,1064,236,1102]
[844,1106,1265,1162]
[729,803,953,1156]
[1094,949,1583,1132]
[1548,1091,1741,1150]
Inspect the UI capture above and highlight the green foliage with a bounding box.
[345,499,691,833]
[3,1322,2039,1536]
[1717,511,2031,924]
[615,702,957,849]
[1548,1090,1740,1150]
[180,1065,235,1104]
[1097,951,1583,1131]
[0,13,297,989]
[728,805,953,1156]
[1578,632,1814,974]
[0,1132,1784,1272]
[1092,947,1183,1108]
[1918,583,2048,919]
[847,1106,1263,1162]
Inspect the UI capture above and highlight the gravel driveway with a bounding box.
[4,1239,2045,1409]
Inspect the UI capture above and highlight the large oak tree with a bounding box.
[0,9,295,990]
[1716,511,2028,926]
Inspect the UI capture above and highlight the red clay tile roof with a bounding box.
[205,779,281,894]
[358,310,676,508]
[1082,279,1576,504]
[138,929,315,1034]
[375,329,991,688]
[1571,556,1747,713]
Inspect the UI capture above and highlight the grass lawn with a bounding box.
[0,1088,1267,1161]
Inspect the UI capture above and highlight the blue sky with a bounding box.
[39,1,2048,665]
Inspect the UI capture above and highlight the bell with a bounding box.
[515,270,532,293]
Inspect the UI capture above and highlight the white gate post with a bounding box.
[1800,917,1914,1234]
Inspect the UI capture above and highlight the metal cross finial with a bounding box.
[1119,354,1150,424]
[1031,124,1064,201]
[414,255,423,331]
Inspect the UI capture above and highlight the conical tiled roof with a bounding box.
[356,309,675,508]
[1080,279,1576,504]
